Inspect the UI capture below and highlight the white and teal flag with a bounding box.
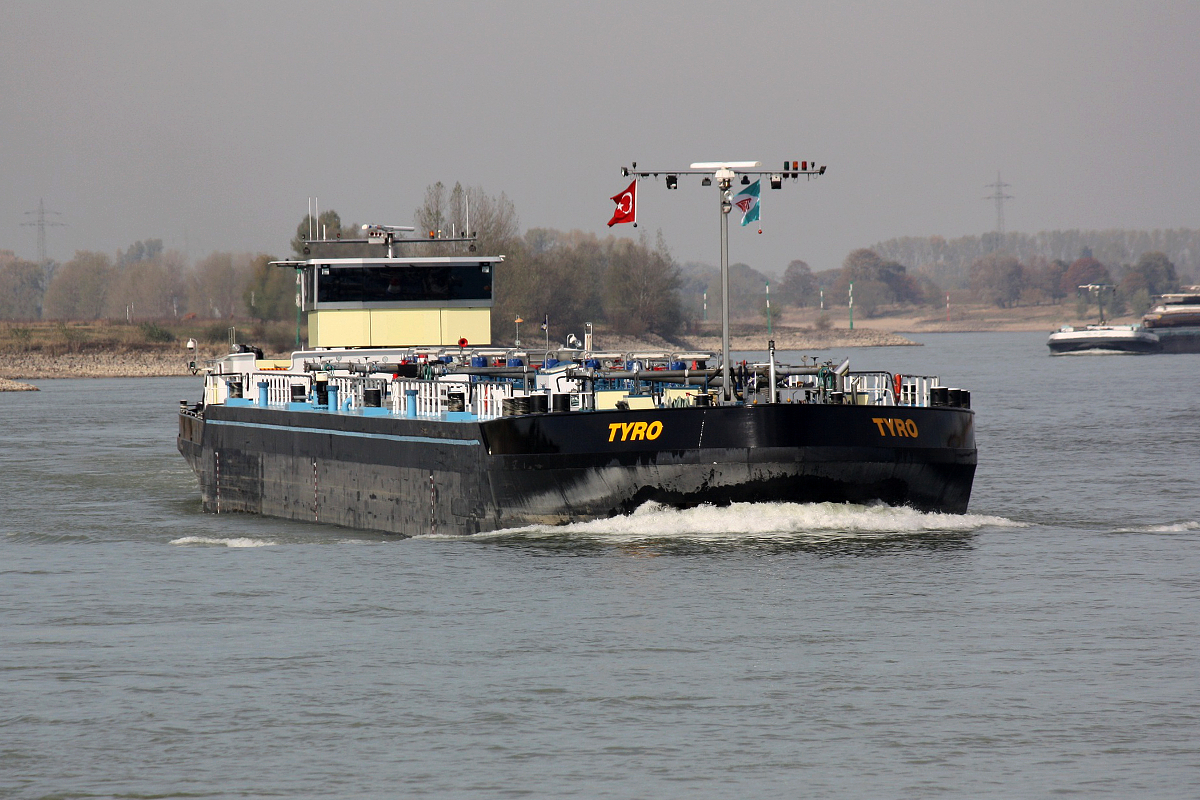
[732,180,761,226]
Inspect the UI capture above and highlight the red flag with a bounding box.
[607,180,637,227]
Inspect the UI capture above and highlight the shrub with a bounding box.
[1074,294,1090,319]
[202,324,230,344]
[55,322,88,353]
[1107,291,1127,317]
[138,321,175,343]
[1130,288,1152,315]
[257,322,299,354]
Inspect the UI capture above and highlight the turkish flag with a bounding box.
[607,180,637,227]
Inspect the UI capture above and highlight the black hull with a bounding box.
[178,403,977,536]
[1148,327,1200,354]
[1047,338,1160,354]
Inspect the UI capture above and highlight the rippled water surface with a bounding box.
[3,333,1200,798]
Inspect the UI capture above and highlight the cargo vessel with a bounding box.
[1047,323,1160,354]
[1141,286,1200,353]
[179,162,978,535]
[177,227,976,535]
[1048,283,1160,354]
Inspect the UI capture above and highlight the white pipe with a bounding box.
[768,341,777,404]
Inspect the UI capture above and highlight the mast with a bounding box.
[619,159,827,402]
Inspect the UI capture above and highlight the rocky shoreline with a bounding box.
[0,328,915,390]
[0,351,201,384]
[0,349,224,390]
[0,377,39,392]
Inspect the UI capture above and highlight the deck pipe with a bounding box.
[768,341,778,405]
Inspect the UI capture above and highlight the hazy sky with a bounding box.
[4,1,1198,275]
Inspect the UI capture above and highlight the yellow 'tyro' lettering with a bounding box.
[608,420,665,442]
[608,421,635,441]
[872,417,919,437]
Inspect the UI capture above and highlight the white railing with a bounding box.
[205,366,948,415]
[390,378,458,417]
[897,375,939,407]
[473,382,513,420]
[205,373,229,405]
[237,372,312,405]
[840,372,942,407]
[330,376,358,409]
[845,372,893,406]
[271,373,309,405]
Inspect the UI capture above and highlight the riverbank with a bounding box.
[0,345,240,387]
[781,303,1139,333]
[599,327,916,353]
[0,299,1128,388]
[0,328,917,387]
[0,350,205,382]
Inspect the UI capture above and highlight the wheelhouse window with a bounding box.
[316,265,361,303]
[316,264,492,304]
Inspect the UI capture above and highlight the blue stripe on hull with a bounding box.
[206,418,482,447]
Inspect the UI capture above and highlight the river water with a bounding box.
[2,332,1199,799]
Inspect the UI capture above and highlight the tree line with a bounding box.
[871,229,1200,291]
[0,182,688,345]
[4,185,1196,335]
[0,243,290,327]
[962,249,1181,316]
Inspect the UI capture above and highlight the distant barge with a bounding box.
[1047,286,1200,355]
[1050,283,1161,355]
[1141,287,1200,353]
[1047,324,1160,355]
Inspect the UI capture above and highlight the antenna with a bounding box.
[300,224,473,257]
[22,198,65,269]
[618,159,827,402]
[984,172,1012,242]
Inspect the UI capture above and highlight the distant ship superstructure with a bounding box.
[1141,286,1200,353]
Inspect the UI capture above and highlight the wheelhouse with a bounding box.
[277,256,501,348]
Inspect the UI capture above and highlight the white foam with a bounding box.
[170,536,277,548]
[453,501,1024,544]
[1115,521,1200,534]
[1052,349,1139,356]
